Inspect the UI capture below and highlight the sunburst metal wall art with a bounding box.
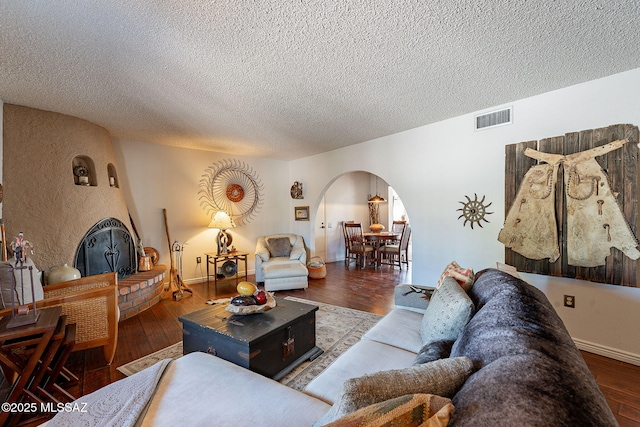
[198,159,264,226]
[457,193,493,229]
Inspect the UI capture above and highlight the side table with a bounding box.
[205,251,249,293]
[0,306,61,425]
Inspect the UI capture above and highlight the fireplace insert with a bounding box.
[74,217,136,279]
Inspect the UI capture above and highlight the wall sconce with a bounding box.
[208,210,236,255]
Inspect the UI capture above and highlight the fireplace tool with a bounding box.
[171,240,192,301]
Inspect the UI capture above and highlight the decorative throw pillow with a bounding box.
[413,340,455,365]
[436,261,475,291]
[266,237,292,257]
[420,277,475,345]
[313,356,473,426]
[324,393,454,427]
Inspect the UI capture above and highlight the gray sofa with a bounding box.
[48,268,616,426]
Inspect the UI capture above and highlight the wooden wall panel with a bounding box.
[504,140,537,270]
[504,124,639,287]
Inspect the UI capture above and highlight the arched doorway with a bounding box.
[312,171,411,269]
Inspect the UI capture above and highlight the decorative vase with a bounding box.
[48,263,81,285]
[369,224,385,233]
[138,255,152,271]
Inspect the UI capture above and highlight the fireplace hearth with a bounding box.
[74,217,137,279]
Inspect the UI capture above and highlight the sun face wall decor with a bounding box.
[198,159,264,226]
[457,193,493,229]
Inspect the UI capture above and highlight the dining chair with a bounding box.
[378,223,411,269]
[391,220,406,233]
[342,221,356,266]
[344,223,375,269]
[390,220,406,244]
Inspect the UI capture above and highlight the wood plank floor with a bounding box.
[61,262,640,426]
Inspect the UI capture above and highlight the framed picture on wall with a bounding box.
[295,206,309,221]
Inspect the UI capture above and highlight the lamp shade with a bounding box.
[368,176,386,203]
[208,210,236,230]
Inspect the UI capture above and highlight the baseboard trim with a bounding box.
[573,338,640,366]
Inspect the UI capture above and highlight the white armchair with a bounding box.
[255,234,308,291]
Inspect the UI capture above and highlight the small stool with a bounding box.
[263,263,308,291]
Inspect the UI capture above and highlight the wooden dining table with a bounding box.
[364,231,400,267]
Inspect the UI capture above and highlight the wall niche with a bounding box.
[72,155,96,186]
[107,163,119,188]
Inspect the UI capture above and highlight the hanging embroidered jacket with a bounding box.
[498,151,562,262]
[498,139,640,267]
[562,140,640,266]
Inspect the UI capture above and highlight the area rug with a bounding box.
[117,297,382,391]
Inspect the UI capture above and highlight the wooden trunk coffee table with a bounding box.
[179,297,323,380]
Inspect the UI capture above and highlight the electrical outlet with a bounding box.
[564,295,575,308]
[196,257,201,264]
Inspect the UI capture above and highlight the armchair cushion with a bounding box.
[256,247,271,263]
[266,237,292,257]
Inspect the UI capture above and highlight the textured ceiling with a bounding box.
[1,1,640,160]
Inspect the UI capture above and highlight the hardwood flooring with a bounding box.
[59,262,640,426]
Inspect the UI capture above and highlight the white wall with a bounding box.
[290,68,640,364]
[112,139,290,282]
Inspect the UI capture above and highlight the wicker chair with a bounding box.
[0,272,119,365]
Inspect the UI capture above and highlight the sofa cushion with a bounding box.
[436,261,474,291]
[420,277,474,345]
[304,339,417,405]
[413,340,454,365]
[267,237,292,257]
[140,352,330,427]
[323,393,454,427]
[313,356,473,426]
[362,308,424,353]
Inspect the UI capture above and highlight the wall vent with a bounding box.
[474,107,513,131]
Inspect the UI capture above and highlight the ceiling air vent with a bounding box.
[474,107,513,131]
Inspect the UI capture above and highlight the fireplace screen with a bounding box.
[74,217,136,279]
